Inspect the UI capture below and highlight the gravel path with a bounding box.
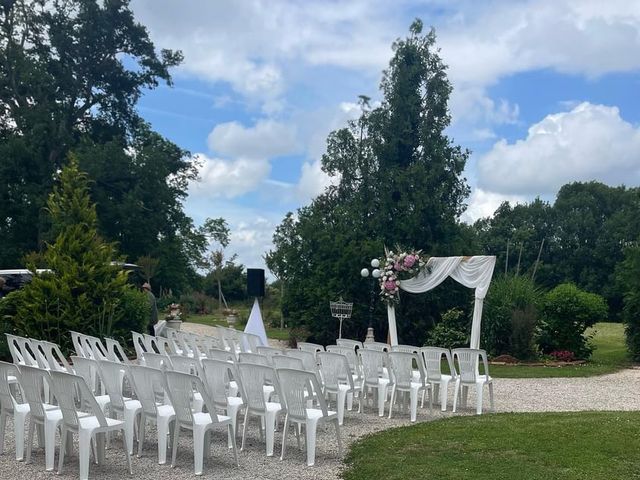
[2,340,638,480]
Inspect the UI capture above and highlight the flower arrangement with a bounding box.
[165,303,182,321]
[379,247,429,305]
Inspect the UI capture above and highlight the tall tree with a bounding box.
[0,0,198,294]
[269,20,472,345]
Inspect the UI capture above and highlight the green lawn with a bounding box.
[185,313,290,341]
[343,411,640,480]
[487,322,630,378]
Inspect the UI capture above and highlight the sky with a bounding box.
[129,0,640,272]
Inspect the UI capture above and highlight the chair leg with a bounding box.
[57,429,67,475]
[489,383,495,412]
[122,430,133,474]
[124,408,137,455]
[441,380,449,412]
[280,414,289,460]
[410,389,419,422]
[0,412,6,455]
[476,384,484,415]
[170,423,180,468]
[378,384,387,417]
[452,381,460,413]
[15,412,27,461]
[265,411,277,457]
[305,419,318,466]
[388,386,396,419]
[79,431,92,480]
[241,410,249,452]
[193,429,205,475]
[25,420,34,463]
[137,414,146,458]
[157,417,170,465]
[334,419,342,457]
[337,389,347,426]
[228,424,239,467]
[44,419,57,471]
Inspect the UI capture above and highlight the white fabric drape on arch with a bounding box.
[386,255,496,348]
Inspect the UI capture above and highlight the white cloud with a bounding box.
[477,102,640,196]
[207,120,299,159]
[461,188,528,223]
[189,154,271,198]
[296,160,337,202]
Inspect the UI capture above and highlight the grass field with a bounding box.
[185,312,290,341]
[342,411,640,480]
[488,322,630,378]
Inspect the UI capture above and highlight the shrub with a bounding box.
[424,308,468,349]
[617,245,640,361]
[549,350,576,362]
[538,283,608,359]
[482,275,543,357]
[510,306,538,360]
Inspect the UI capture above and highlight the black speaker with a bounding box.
[247,268,265,297]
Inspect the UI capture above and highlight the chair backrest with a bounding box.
[5,334,26,364]
[452,348,489,383]
[388,352,424,389]
[336,338,363,351]
[17,364,51,420]
[420,347,456,381]
[219,328,241,353]
[272,355,304,370]
[362,341,389,352]
[241,332,262,353]
[200,358,239,410]
[34,340,71,372]
[237,362,276,412]
[237,352,268,366]
[143,334,158,353]
[50,370,108,430]
[131,331,148,360]
[297,342,324,353]
[181,333,202,358]
[70,331,88,358]
[154,336,177,356]
[70,355,99,393]
[391,344,419,354]
[168,354,201,376]
[96,359,128,411]
[142,352,172,370]
[105,338,131,364]
[326,345,359,375]
[165,371,219,427]
[285,349,322,383]
[277,368,327,422]
[82,335,109,361]
[358,349,389,386]
[0,361,19,412]
[256,346,284,364]
[129,364,165,418]
[317,351,353,391]
[207,348,235,363]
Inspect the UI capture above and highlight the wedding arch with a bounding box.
[386,255,496,347]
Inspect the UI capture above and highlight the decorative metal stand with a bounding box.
[330,298,353,339]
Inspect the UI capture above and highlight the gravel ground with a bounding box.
[2,327,639,480]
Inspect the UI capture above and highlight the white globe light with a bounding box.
[372,269,381,278]
[360,268,370,278]
[371,258,380,268]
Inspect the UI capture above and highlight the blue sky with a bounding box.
[130,0,640,271]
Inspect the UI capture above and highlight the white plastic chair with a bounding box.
[51,370,133,480]
[17,365,65,471]
[240,332,262,353]
[141,352,171,370]
[452,348,495,415]
[317,352,361,425]
[256,346,285,365]
[69,356,110,414]
[326,345,360,376]
[128,365,175,464]
[273,356,304,370]
[362,341,389,352]
[277,368,342,466]
[96,360,141,454]
[131,332,148,363]
[6,334,39,367]
[35,340,72,372]
[391,344,419,354]
[166,355,204,412]
[70,331,89,358]
[285,349,322,385]
[297,342,324,353]
[388,352,432,422]
[0,361,30,460]
[420,347,457,411]
[104,338,131,364]
[164,370,238,475]
[82,336,109,362]
[237,363,283,457]
[201,358,244,449]
[358,349,392,416]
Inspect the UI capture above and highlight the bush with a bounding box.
[179,291,214,315]
[482,275,543,357]
[538,283,608,359]
[424,308,468,349]
[617,245,640,361]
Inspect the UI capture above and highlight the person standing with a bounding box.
[142,282,158,335]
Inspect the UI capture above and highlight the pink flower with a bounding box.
[403,255,416,268]
[384,280,397,291]
[394,262,403,271]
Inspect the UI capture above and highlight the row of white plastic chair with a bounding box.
[299,340,495,416]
